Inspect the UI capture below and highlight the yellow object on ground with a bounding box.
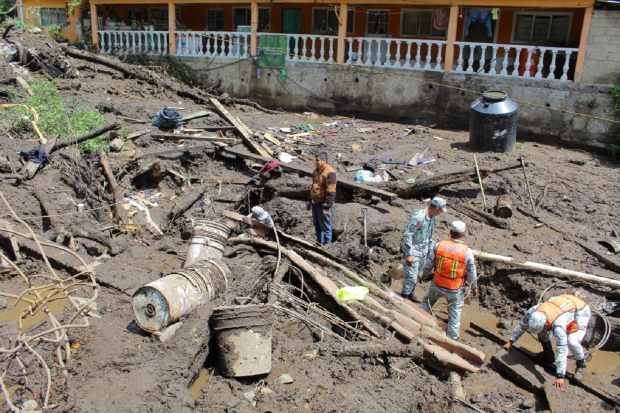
[336,286,369,302]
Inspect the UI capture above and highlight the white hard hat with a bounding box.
[450,221,466,234]
[528,312,547,335]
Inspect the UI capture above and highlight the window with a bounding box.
[207,9,224,31]
[40,8,65,27]
[367,10,389,35]
[401,10,446,38]
[512,13,572,45]
[233,8,270,32]
[148,7,181,25]
[312,8,354,34]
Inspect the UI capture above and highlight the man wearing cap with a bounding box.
[503,294,591,388]
[400,197,446,301]
[248,206,275,227]
[420,221,477,341]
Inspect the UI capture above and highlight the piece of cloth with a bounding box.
[465,11,493,37]
[509,301,591,376]
[151,107,183,128]
[433,7,450,30]
[337,286,369,302]
[310,163,337,208]
[421,281,465,340]
[20,145,50,164]
[259,161,283,173]
[311,201,332,244]
[426,238,477,289]
[248,206,275,227]
[491,8,499,20]
[401,208,437,295]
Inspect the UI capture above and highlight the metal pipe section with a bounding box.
[132,219,234,332]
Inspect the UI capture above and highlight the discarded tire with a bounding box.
[212,304,273,377]
[132,258,231,332]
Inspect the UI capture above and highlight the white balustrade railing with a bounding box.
[175,31,252,58]
[257,34,337,63]
[345,38,446,71]
[452,42,578,81]
[99,30,169,55]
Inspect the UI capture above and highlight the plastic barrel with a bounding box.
[185,220,231,265]
[212,304,273,377]
[469,90,518,153]
[132,258,231,332]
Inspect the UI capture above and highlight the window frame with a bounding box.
[366,9,390,35]
[39,7,66,27]
[510,11,573,45]
[206,8,224,31]
[148,7,181,25]
[311,7,355,35]
[399,9,447,39]
[232,7,271,32]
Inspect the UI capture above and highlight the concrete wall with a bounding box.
[182,57,619,148]
[581,9,620,85]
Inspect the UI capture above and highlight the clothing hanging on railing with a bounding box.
[432,7,449,31]
[465,11,493,37]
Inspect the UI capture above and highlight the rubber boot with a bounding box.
[574,359,586,382]
[535,341,556,366]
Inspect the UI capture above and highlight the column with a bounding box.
[250,0,258,56]
[574,5,593,83]
[90,3,99,51]
[168,1,176,55]
[336,3,348,64]
[443,4,459,72]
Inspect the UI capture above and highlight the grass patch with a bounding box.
[515,144,525,150]
[1,77,108,156]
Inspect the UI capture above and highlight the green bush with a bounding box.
[613,78,620,115]
[1,78,108,156]
[47,24,63,38]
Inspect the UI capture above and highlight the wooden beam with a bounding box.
[250,0,258,56]
[574,5,593,83]
[221,146,398,200]
[91,0,593,6]
[336,3,348,64]
[151,133,236,143]
[168,1,176,55]
[208,97,271,157]
[444,5,459,72]
[90,3,99,50]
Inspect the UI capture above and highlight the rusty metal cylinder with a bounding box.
[212,304,273,377]
[132,258,232,331]
[494,195,514,218]
[185,219,232,265]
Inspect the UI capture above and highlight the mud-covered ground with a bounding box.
[0,30,619,412]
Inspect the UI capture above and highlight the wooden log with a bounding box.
[151,132,236,143]
[177,110,212,123]
[397,163,523,199]
[125,129,151,140]
[494,195,514,218]
[324,342,424,359]
[349,300,415,342]
[97,149,130,226]
[51,122,121,153]
[16,76,34,96]
[421,341,480,373]
[167,185,208,225]
[221,146,398,200]
[229,235,381,338]
[472,250,620,289]
[473,155,487,209]
[454,203,513,230]
[208,98,271,158]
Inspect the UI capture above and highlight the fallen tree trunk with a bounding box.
[453,203,513,230]
[323,342,424,359]
[495,195,514,218]
[51,122,120,152]
[472,250,620,290]
[397,163,523,198]
[229,235,381,338]
[166,185,208,227]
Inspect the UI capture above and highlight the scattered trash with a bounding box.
[600,238,620,254]
[355,170,389,183]
[407,178,416,184]
[20,145,50,164]
[417,157,436,165]
[278,152,297,163]
[260,387,274,394]
[77,203,85,212]
[433,136,444,140]
[351,143,362,151]
[279,127,292,133]
[356,127,376,134]
[276,374,294,384]
[388,263,404,280]
[337,286,370,302]
[151,107,183,128]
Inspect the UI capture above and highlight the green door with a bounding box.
[282,9,301,56]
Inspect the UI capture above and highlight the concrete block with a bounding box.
[572,115,587,131]
[586,119,608,134]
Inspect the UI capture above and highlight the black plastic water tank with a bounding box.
[469,90,518,152]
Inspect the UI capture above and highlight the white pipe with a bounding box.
[472,250,620,290]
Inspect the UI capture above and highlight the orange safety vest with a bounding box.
[434,240,468,290]
[536,294,587,333]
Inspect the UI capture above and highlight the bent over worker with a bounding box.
[306,151,337,244]
[420,221,477,341]
[401,197,446,301]
[504,294,591,388]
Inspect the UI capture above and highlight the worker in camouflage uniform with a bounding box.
[400,197,446,301]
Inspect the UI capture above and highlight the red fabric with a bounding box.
[260,161,283,173]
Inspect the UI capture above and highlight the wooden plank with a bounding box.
[192,126,237,131]
[125,128,151,140]
[221,146,398,200]
[116,115,148,124]
[178,110,212,123]
[208,97,271,158]
[16,76,34,96]
[151,133,236,143]
[491,348,548,393]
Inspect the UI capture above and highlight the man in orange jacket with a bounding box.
[420,221,477,341]
[504,294,591,388]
